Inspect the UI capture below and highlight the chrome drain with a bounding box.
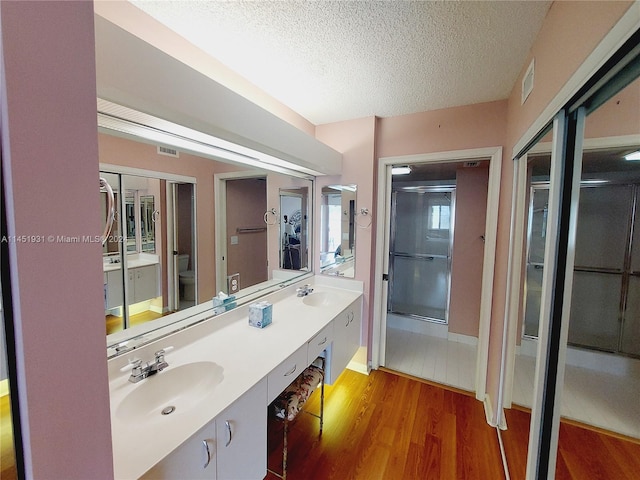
[161,406,176,415]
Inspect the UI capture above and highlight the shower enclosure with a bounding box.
[388,188,454,323]
[524,182,640,356]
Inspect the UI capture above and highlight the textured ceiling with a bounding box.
[130,0,552,125]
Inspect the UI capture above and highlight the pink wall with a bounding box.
[377,100,508,158]
[315,117,376,344]
[506,1,635,150]
[584,75,640,139]
[1,2,113,477]
[226,178,268,288]
[449,165,490,338]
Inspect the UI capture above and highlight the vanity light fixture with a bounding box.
[391,165,411,175]
[96,99,323,178]
[624,150,640,161]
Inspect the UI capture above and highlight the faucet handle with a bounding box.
[120,358,142,373]
[154,346,174,359]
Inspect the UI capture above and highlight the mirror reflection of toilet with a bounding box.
[177,254,195,301]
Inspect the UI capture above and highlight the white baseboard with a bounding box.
[519,337,640,377]
[448,332,479,346]
[387,313,448,338]
[347,346,369,375]
[149,304,164,314]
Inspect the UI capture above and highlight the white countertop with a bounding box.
[107,276,362,479]
[103,253,159,272]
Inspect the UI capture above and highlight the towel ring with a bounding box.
[99,177,115,245]
[263,208,278,225]
[355,207,372,228]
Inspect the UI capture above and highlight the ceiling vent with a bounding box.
[157,145,179,158]
[464,161,480,168]
[521,58,535,105]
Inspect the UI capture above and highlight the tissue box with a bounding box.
[213,293,236,307]
[249,301,272,328]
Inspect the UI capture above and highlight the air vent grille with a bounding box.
[157,145,179,158]
[521,58,535,105]
[464,161,480,168]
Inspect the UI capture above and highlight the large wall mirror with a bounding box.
[101,122,314,357]
[319,185,356,278]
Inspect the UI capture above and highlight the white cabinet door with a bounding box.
[215,379,267,480]
[134,264,159,303]
[328,297,362,384]
[105,270,124,309]
[141,420,217,480]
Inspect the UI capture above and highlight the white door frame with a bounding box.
[372,146,502,410]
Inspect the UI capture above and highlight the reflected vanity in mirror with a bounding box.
[320,185,356,278]
[99,106,315,356]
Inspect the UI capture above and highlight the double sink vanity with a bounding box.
[107,276,363,479]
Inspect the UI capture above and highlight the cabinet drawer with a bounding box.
[307,323,334,365]
[267,344,308,404]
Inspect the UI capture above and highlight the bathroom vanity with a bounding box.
[104,253,160,311]
[107,277,363,479]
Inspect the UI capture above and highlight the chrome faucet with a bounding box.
[126,348,171,383]
[296,284,314,297]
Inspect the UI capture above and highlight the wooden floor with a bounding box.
[105,310,164,335]
[265,368,505,480]
[502,407,640,480]
[1,393,17,480]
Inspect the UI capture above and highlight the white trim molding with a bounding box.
[372,146,502,409]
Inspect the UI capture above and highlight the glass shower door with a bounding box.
[388,189,454,323]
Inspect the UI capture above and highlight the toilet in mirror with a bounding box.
[319,184,357,278]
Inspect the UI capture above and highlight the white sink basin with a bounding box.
[302,291,337,307]
[116,361,224,424]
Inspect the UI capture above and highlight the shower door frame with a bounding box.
[387,186,456,324]
[523,180,640,357]
[372,146,503,407]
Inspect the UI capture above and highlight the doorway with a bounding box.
[373,147,502,405]
[280,190,308,270]
[169,182,197,311]
[225,177,268,293]
[384,162,486,393]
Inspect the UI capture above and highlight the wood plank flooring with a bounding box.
[502,407,640,480]
[0,393,17,480]
[105,310,164,335]
[265,368,505,480]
